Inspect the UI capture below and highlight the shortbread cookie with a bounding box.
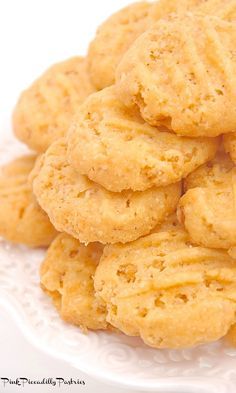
[0,155,57,247]
[116,14,236,137]
[40,233,108,330]
[94,227,236,349]
[67,86,218,192]
[13,57,96,153]
[32,139,181,244]
[178,153,236,249]
[224,133,236,164]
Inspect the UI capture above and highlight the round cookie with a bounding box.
[0,155,57,247]
[94,227,236,349]
[32,139,181,244]
[67,86,218,192]
[40,233,108,330]
[223,133,236,164]
[178,153,236,249]
[116,13,236,137]
[13,57,96,153]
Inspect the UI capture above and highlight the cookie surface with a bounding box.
[87,2,153,90]
[94,227,236,349]
[67,86,218,192]
[40,233,108,330]
[224,133,236,164]
[13,57,96,153]
[178,153,236,249]
[116,13,236,137]
[32,139,181,244]
[225,324,236,347]
[0,155,57,247]
[88,0,236,91]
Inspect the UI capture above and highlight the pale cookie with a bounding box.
[13,57,96,153]
[95,227,236,349]
[0,155,57,247]
[224,133,236,164]
[178,153,236,249]
[40,233,108,330]
[32,139,181,244]
[116,14,236,137]
[67,86,218,192]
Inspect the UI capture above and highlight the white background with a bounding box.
[0,1,141,392]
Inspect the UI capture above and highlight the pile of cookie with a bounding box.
[1,0,236,349]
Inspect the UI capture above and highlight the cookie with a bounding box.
[223,133,236,164]
[13,57,96,153]
[32,139,181,244]
[0,155,57,247]
[178,153,236,249]
[116,13,236,137]
[40,233,108,330]
[94,227,236,349]
[67,86,218,192]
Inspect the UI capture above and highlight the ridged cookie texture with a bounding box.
[32,139,181,245]
[0,155,57,247]
[40,233,108,330]
[88,0,236,91]
[13,57,96,153]
[178,153,236,249]
[94,227,236,349]
[67,86,218,192]
[116,13,236,137]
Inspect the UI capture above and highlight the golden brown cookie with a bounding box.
[40,233,108,330]
[32,139,181,244]
[13,57,96,153]
[67,86,218,192]
[223,133,236,164]
[178,153,236,249]
[94,226,236,349]
[116,13,236,137]
[0,155,57,247]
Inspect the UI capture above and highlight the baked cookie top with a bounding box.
[32,139,181,244]
[67,86,218,192]
[88,0,236,91]
[94,226,236,349]
[116,13,236,137]
[13,57,96,153]
[40,233,108,330]
[178,152,236,249]
[0,155,57,247]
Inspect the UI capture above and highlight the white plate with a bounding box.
[1,134,236,393]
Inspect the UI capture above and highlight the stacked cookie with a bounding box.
[2,0,236,349]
